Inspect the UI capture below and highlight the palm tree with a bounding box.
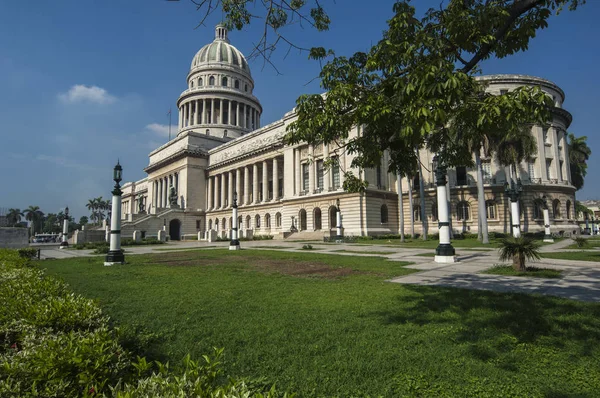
[568,133,591,190]
[86,198,98,224]
[7,208,23,226]
[24,206,44,236]
[496,126,537,236]
[498,236,541,272]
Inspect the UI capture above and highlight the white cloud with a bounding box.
[58,85,116,104]
[145,123,178,137]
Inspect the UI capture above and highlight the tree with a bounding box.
[79,216,89,225]
[498,236,541,272]
[568,133,591,190]
[43,213,61,234]
[24,206,44,236]
[7,208,23,227]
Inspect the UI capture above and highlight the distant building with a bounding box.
[118,25,579,240]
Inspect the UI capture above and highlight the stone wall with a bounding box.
[0,227,29,248]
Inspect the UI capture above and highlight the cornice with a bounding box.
[144,149,208,174]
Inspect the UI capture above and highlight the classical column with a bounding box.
[243,165,250,205]
[211,98,215,124]
[219,99,223,124]
[228,100,232,126]
[203,99,208,124]
[262,160,268,201]
[273,158,279,201]
[158,180,162,208]
[554,128,562,181]
[323,144,330,191]
[308,145,315,193]
[194,100,199,125]
[228,170,234,208]
[214,175,219,209]
[221,172,226,209]
[253,163,259,203]
[235,168,241,203]
[207,176,213,210]
[295,148,301,195]
[236,102,240,127]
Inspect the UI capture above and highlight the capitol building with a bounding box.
[118,25,578,241]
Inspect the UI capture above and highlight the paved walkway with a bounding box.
[36,239,600,302]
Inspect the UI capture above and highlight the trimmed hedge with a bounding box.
[0,249,291,397]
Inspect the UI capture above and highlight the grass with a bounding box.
[332,249,395,255]
[541,251,600,262]
[40,249,600,397]
[482,265,563,279]
[152,246,218,251]
[251,246,295,249]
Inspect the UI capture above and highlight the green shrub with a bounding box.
[573,236,588,249]
[252,235,274,240]
[302,244,313,250]
[17,248,38,259]
[93,244,110,254]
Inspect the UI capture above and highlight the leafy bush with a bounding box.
[17,247,38,259]
[573,236,588,249]
[93,245,110,254]
[302,244,313,250]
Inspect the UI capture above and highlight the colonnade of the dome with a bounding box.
[178,97,260,133]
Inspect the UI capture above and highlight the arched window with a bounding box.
[413,205,421,222]
[314,208,322,230]
[431,203,438,222]
[208,219,213,230]
[235,80,240,89]
[246,215,251,229]
[222,77,228,87]
[209,76,215,85]
[199,78,203,87]
[190,81,194,88]
[255,214,261,228]
[299,209,307,231]
[380,204,388,223]
[553,199,561,219]
[329,206,337,229]
[533,199,544,220]
[237,216,242,230]
[275,212,282,228]
[457,201,470,221]
[265,213,271,228]
[215,218,219,231]
[566,200,572,220]
[222,218,226,230]
[244,84,248,92]
[485,200,497,219]
[206,129,210,136]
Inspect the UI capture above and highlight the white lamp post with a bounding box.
[336,198,344,243]
[104,161,125,266]
[542,195,553,242]
[229,191,240,250]
[504,178,523,238]
[59,206,69,249]
[433,155,456,263]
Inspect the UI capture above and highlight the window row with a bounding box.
[190,75,249,92]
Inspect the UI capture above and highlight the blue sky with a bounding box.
[1,1,598,220]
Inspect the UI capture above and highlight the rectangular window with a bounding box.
[302,163,309,191]
[546,159,553,179]
[278,177,283,197]
[482,162,492,183]
[456,167,467,186]
[559,161,564,181]
[196,220,201,230]
[528,161,536,180]
[376,165,382,188]
[316,160,324,190]
[332,157,340,189]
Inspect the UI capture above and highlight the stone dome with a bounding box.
[190,25,251,76]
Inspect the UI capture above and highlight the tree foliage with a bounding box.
[568,132,591,190]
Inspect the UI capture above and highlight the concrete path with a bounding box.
[36,238,600,302]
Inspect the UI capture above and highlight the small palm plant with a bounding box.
[498,237,541,272]
[572,236,588,250]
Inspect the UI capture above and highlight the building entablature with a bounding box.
[477,74,566,105]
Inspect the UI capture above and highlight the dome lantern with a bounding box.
[215,24,230,43]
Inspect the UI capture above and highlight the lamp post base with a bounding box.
[543,235,554,243]
[435,244,457,263]
[59,241,68,249]
[104,250,125,266]
[229,240,240,251]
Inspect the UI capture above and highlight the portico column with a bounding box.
[219,99,223,124]
[295,148,301,195]
[158,180,162,208]
[273,158,279,201]
[195,100,199,125]
[214,175,219,209]
[236,102,240,127]
[211,98,215,124]
[323,144,330,191]
[203,99,207,124]
[243,166,250,205]
[235,168,241,203]
[253,163,259,203]
[262,160,268,201]
[164,177,168,206]
[220,173,226,209]
[228,171,234,208]
[207,176,213,210]
[308,145,315,194]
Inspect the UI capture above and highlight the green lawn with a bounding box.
[481,265,563,278]
[541,251,600,262]
[333,249,395,255]
[41,250,600,397]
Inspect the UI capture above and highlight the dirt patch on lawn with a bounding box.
[250,259,361,279]
[142,252,230,267]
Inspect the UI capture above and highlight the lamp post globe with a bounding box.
[104,160,125,265]
[229,191,240,250]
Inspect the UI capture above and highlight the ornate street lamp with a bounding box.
[504,178,523,237]
[59,206,69,248]
[541,195,553,242]
[104,161,125,266]
[229,191,240,250]
[335,198,343,242]
[432,155,456,263]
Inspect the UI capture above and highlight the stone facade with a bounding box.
[119,26,579,240]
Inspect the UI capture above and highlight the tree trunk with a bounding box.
[513,253,526,272]
[397,174,405,243]
[408,179,415,238]
[418,160,428,240]
[475,151,490,244]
